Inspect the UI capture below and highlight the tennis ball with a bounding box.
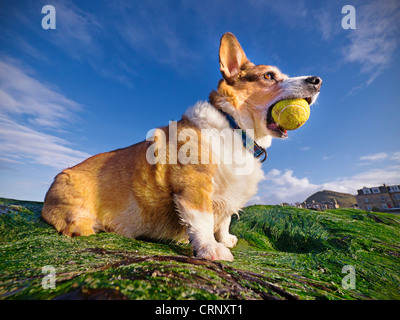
[271,99,310,130]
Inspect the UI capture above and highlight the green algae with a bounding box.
[1,198,399,300]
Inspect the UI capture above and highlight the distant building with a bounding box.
[296,199,339,210]
[355,184,400,211]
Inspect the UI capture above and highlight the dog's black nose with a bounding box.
[306,76,322,90]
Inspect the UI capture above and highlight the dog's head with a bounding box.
[210,33,322,143]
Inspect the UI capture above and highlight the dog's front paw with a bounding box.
[195,242,234,261]
[219,234,238,248]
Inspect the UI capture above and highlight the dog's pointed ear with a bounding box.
[219,33,248,83]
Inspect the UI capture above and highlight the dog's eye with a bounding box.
[263,72,275,80]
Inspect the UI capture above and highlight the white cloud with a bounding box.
[321,166,400,194]
[0,58,90,171]
[391,151,400,161]
[0,116,90,170]
[250,164,400,205]
[360,152,388,161]
[344,0,399,70]
[40,0,103,61]
[0,57,81,128]
[314,9,335,41]
[343,0,400,91]
[249,169,319,205]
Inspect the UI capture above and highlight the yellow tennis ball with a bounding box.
[271,99,310,130]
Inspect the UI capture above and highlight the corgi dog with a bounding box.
[41,33,321,261]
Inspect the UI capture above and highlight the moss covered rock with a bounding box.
[1,198,399,300]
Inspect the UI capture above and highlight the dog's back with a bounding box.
[41,119,215,241]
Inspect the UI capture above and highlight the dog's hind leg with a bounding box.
[41,170,101,237]
[42,205,97,237]
[62,214,97,237]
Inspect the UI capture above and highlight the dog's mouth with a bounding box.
[266,97,312,139]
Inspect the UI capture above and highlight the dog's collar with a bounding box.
[216,108,267,163]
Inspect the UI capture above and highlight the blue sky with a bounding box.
[0,0,399,204]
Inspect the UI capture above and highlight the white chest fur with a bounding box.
[184,101,265,216]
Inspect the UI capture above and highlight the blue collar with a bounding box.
[217,109,267,163]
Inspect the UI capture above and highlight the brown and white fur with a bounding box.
[41,33,322,261]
